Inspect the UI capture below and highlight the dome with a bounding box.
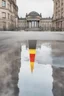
[28,11,40,16]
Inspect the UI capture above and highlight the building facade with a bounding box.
[0,0,18,30]
[19,11,52,31]
[53,0,64,31]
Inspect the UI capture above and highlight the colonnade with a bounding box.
[28,21,39,28]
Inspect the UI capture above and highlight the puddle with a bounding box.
[18,41,64,96]
[0,40,64,96]
[18,43,53,96]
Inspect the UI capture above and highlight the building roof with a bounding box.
[19,18,26,20]
[27,11,40,16]
[41,17,52,20]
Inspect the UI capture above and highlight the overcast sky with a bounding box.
[17,0,53,18]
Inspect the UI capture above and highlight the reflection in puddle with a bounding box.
[18,63,53,96]
[18,43,53,96]
[36,43,52,64]
[28,40,37,73]
[0,41,64,96]
[21,43,53,65]
[18,41,64,96]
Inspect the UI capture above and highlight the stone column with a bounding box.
[28,21,29,28]
[31,21,32,28]
[38,21,39,28]
[34,21,35,28]
[35,21,36,27]
[27,21,29,28]
[36,21,37,27]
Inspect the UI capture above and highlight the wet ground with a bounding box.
[0,32,64,96]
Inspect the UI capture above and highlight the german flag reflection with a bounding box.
[29,40,37,73]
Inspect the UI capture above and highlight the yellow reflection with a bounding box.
[30,62,34,73]
[29,49,36,54]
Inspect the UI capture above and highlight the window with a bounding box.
[2,0,6,7]
[2,12,6,19]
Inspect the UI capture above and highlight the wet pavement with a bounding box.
[0,32,64,96]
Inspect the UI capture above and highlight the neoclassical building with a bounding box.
[53,0,64,31]
[0,0,18,30]
[19,11,52,31]
[0,0,64,31]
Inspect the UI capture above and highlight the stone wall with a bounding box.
[18,19,26,30]
[0,0,18,31]
[39,18,52,31]
[18,18,52,31]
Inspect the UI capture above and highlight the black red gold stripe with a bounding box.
[29,40,37,72]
